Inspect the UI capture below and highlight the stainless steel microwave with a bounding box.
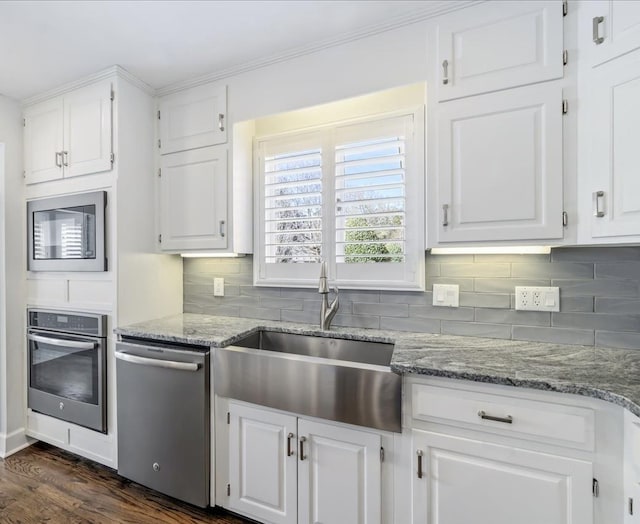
[27,191,107,272]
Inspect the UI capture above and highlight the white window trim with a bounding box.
[254,107,425,291]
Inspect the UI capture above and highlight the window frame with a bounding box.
[254,107,425,291]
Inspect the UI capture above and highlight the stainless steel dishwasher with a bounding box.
[115,337,210,507]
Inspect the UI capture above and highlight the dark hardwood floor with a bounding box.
[0,441,255,524]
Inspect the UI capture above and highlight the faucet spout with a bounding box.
[318,262,339,330]
[320,286,339,331]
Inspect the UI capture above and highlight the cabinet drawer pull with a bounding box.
[299,436,307,461]
[218,113,225,132]
[287,432,294,457]
[442,204,449,227]
[62,150,69,167]
[219,220,226,237]
[478,410,513,424]
[592,16,605,45]
[442,60,449,85]
[417,449,424,479]
[593,191,605,217]
[55,151,63,168]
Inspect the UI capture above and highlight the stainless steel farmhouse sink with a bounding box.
[214,330,401,432]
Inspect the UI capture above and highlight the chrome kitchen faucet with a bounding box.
[319,261,339,330]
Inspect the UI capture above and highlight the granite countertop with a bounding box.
[115,313,640,418]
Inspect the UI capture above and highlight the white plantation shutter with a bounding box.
[61,222,83,258]
[335,116,410,265]
[264,148,323,263]
[256,111,424,290]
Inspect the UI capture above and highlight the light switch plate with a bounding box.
[515,286,559,312]
[213,278,225,297]
[432,284,459,308]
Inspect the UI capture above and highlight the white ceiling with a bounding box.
[0,0,465,101]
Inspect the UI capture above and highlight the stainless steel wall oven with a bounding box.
[27,190,107,272]
[27,308,108,433]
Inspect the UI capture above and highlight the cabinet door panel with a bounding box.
[24,97,64,184]
[437,1,563,101]
[159,146,228,251]
[587,0,640,67]
[298,419,381,524]
[589,50,640,238]
[412,430,592,524]
[437,82,563,243]
[228,402,297,524]
[159,83,227,154]
[64,79,113,178]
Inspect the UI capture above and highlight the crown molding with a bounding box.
[22,65,154,106]
[156,0,483,96]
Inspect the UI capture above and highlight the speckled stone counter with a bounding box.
[115,313,640,418]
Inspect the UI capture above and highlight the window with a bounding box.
[255,110,424,290]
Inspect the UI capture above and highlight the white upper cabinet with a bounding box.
[585,0,640,67]
[158,83,227,154]
[24,79,113,185]
[586,50,640,239]
[437,82,564,243]
[159,145,228,251]
[436,1,564,101]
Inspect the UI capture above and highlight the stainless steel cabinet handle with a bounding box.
[218,113,225,132]
[115,351,200,371]
[28,333,96,350]
[478,410,513,424]
[55,151,63,168]
[417,449,424,479]
[442,204,449,227]
[287,432,294,457]
[62,151,69,167]
[593,16,605,44]
[299,436,307,461]
[219,220,226,237]
[593,191,605,217]
[442,60,449,85]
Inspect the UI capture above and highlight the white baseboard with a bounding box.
[0,427,33,458]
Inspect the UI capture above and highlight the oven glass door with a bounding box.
[29,331,100,405]
[32,205,96,261]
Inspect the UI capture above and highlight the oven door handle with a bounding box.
[28,333,96,350]
[115,351,200,372]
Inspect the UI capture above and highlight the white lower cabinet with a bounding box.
[225,400,382,524]
[412,429,593,524]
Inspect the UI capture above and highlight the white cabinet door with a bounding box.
[24,97,64,184]
[159,83,227,154]
[63,79,113,178]
[436,82,563,243]
[412,430,593,524]
[437,1,563,101]
[585,0,640,67]
[159,145,228,251]
[228,402,298,524]
[298,418,381,524]
[587,49,640,239]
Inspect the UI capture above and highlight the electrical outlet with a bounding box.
[432,284,459,308]
[213,278,225,297]
[515,286,559,312]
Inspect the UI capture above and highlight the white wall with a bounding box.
[0,94,28,457]
[224,22,429,123]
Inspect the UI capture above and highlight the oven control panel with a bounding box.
[28,309,107,337]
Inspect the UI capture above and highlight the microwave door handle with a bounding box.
[115,351,200,372]
[28,333,96,350]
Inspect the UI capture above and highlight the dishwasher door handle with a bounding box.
[115,351,201,371]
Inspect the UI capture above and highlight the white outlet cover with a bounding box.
[515,286,559,312]
[432,284,459,308]
[213,278,225,297]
